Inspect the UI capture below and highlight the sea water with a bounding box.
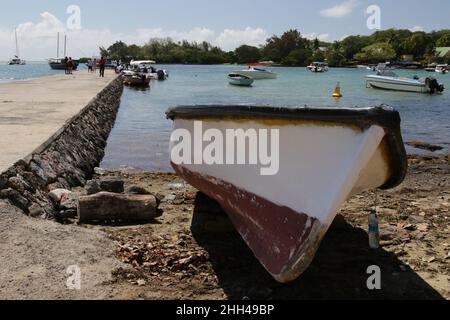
[101,65,450,172]
[1,62,448,172]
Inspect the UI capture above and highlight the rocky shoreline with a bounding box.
[0,77,123,219]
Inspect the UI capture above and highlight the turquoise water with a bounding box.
[101,65,450,172]
[0,62,64,82]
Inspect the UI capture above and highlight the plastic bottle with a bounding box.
[368,209,380,249]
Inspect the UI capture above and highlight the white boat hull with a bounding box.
[366,75,428,93]
[167,106,407,282]
[234,70,277,79]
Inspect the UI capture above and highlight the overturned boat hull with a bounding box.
[167,106,407,283]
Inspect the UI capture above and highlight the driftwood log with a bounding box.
[77,192,160,222]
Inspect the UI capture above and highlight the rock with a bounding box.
[99,177,124,193]
[422,256,436,263]
[77,192,161,223]
[0,188,30,212]
[85,180,102,195]
[47,178,71,191]
[168,183,184,190]
[49,189,72,203]
[163,194,176,203]
[416,223,429,232]
[61,193,78,211]
[126,186,151,195]
[28,203,45,218]
[7,175,33,193]
[94,167,107,176]
[136,279,146,286]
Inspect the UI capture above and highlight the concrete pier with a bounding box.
[0,71,116,173]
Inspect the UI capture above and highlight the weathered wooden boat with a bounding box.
[167,105,407,283]
[122,71,151,87]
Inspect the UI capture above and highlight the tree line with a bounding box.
[96,28,450,67]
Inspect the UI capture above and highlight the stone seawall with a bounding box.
[0,77,124,218]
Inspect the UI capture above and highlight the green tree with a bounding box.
[436,34,450,47]
[354,43,396,63]
[234,45,261,64]
[282,48,313,66]
[106,41,129,60]
[340,35,371,61]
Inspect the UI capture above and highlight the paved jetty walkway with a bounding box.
[0,70,116,173]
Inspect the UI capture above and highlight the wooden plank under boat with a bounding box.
[166,105,408,283]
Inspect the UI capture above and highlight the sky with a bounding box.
[1,0,449,60]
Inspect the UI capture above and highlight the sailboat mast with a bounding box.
[57,32,60,58]
[15,28,19,57]
[64,35,67,57]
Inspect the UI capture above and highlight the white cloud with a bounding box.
[304,33,330,42]
[320,0,358,18]
[214,27,268,51]
[0,12,268,60]
[410,25,424,32]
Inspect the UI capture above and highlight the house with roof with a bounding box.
[435,47,450,62]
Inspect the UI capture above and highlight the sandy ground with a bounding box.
[99,154,448,300]
[0,70,116,172]
[0,154,448,300]
[0,199,120,300]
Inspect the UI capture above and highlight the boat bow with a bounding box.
[167,105,407,282]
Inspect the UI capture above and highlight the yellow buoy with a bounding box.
[332,82,343,98]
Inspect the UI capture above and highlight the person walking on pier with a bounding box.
[99,56,106,77]
[67,57,74,75]
[64,57,69,75]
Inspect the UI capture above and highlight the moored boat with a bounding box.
[122,71,151,87]
[228,73,254,87]
[435,64,448,74]
[366,71,444,94]
[48,33,79,70]
[130,60,169,80]
[234,66,277,79]
[307,61,329,73]
[8,29,25,65]
[167,105,407,283]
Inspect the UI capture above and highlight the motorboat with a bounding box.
[130,60,169,80]
[307,62,329,73]
[166,105,407,283]
[366,70,444,94]
[435,64,448,74]
[228,73,254,87]
[8,29,25,65]
[234,66,277,79]
[122,70,151,87]
[367,63,393,73]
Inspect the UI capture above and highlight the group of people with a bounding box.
[64,57,75,75]
[87,57,106,77]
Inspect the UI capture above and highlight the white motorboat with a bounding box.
[8,29,25,65]
[366,70,444,94]
[228,73,254,87]
[435,64,448,74]
[234,66,277,79]
[307,62,329,73]
[130,60,168,80]
[167,105,407,283]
